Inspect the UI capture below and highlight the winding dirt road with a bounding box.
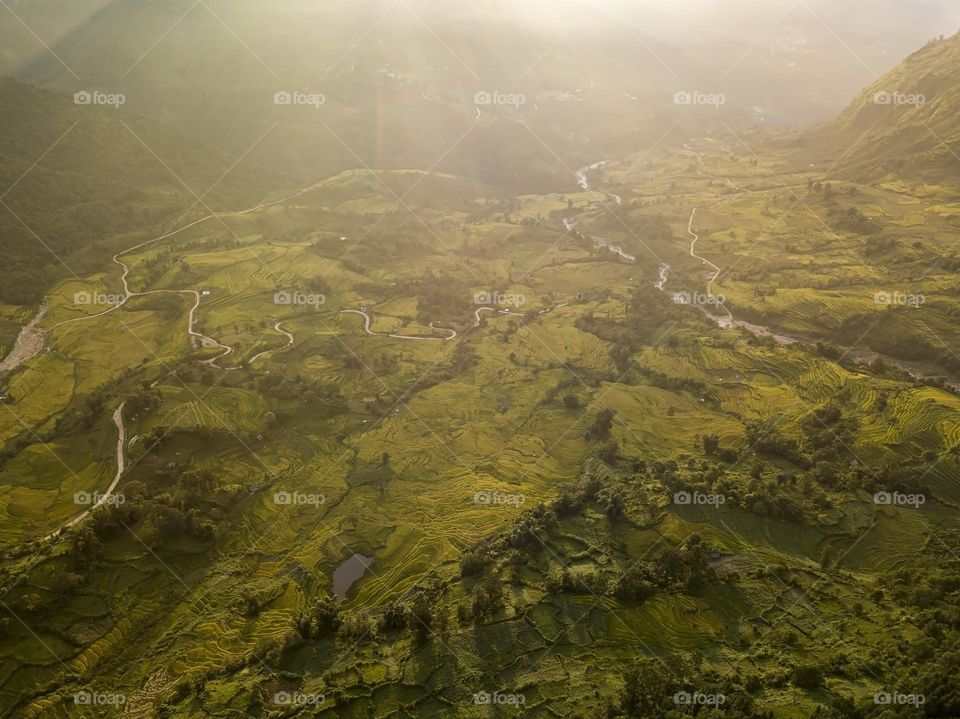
[675,143,750,326]
[340,309,456,341]
[686,207,734,325]
[473,306,522,327]
[472,300,570,328]
[43,402,126,541]
[3,183,326,374]
[248,321,295,365]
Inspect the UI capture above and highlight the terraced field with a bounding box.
[0,147,958,718]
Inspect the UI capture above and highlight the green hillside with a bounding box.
[806,32,960,181]
[0,78,288,304]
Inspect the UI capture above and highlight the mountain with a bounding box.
[806,32,960,180]
[0,78,286,304]
[6,0,956,194]
[3,0,684,192]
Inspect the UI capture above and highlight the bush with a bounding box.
[585,408,616,440]
[792,663,823,689]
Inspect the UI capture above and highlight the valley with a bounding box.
[1,127,959,716]
[1,3,960,718]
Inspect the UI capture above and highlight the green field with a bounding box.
[0,153,956,717]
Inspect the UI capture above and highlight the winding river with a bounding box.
[654,263,670,291]
[669,144,960,391]
[0,304,48,374]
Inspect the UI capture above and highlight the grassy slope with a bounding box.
[805,31,960,181]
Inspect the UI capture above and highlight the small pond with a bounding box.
[332,552,374,599]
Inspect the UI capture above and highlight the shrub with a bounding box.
[792,663,823,689]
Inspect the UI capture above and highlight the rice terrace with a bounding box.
[1,1,960,717]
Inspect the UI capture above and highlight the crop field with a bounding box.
[0,144,958,718]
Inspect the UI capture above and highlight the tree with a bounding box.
[471,576,503,619]
[311,596,340,637]
[179,469,215,506]
[379,601,406,632]
[614,565,654,601]
[703,434,720,455]
[618,656,687,716]
[792,663,823,689]
[459,545,490,577]
[598,441,620,464]
[586,408,616,440]
[598,486,626,520]
[68,525,101,568]
[243,592,261,617]
[407,594,434,644]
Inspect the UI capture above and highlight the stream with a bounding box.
[0,305,48,375]
[660,146,960,390]
[562,216,635,263]
[654,263,670,291]
[575,160,622,204]
[652,266,960,391]
[710,314,960,391]
[575,155,949,388]
[691,144,960,391]
[575,160,609,191]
